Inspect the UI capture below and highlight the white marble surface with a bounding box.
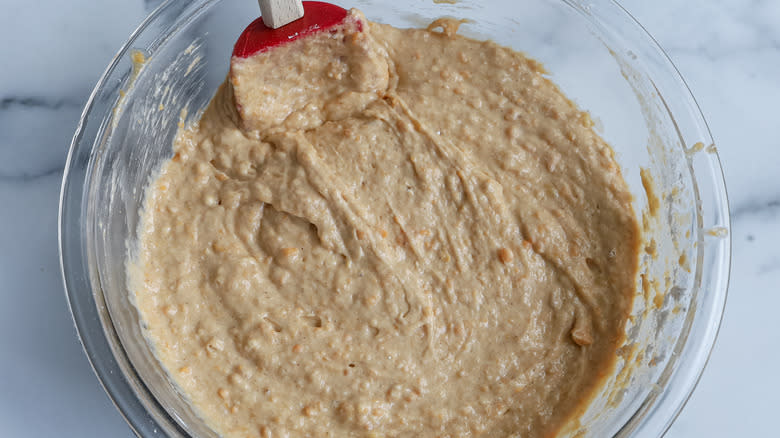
[0,0,777,436]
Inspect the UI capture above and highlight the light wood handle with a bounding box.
[258,0,305,29]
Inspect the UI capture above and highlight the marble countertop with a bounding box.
[0,0,777,436]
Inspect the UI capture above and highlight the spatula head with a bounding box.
[232,1,353,59]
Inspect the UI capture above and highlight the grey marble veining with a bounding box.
[731,198,780,219]
[0,0,777,436]
[0,97,83,182]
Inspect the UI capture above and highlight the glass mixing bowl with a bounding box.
[59,0,730,436]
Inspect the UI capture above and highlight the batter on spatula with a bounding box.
[130,11,640,438]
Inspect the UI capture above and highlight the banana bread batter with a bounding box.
[130,10,639,437]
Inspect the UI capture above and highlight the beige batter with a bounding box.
[130,10,639,438]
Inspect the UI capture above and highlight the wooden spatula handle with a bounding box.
[258,0,305,29]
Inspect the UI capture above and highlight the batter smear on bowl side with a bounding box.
[130,10,640,438]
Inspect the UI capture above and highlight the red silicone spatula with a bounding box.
[232,0,356,59]
[229,0,379,133]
